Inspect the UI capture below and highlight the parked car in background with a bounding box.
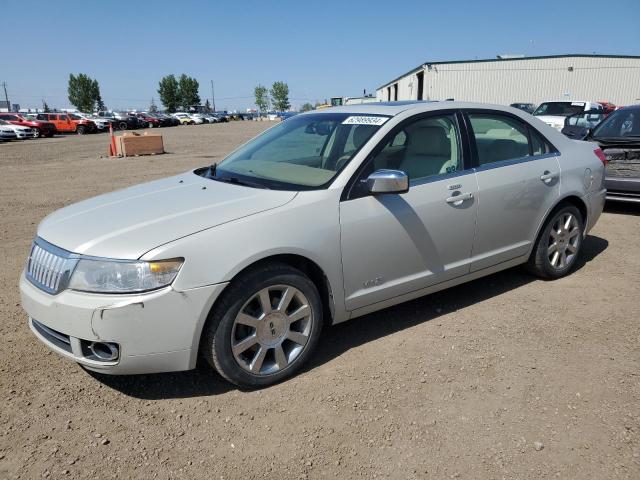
[510,103,536,114]
[153,113,179,127]
[2,120,35,139]
[36,113,96,135]
[533,101,603,131]
[97,111,141,130]
[20,101,606,388]
[214,112,230,122]
[74,113,113,132]
[131,112,161,128]
[172,112,195,125]
[569,105,640,203]
[561,110,607,139]
[598,101,617,115]
[190,113,208,124]
[0,113,56,137]
[0,121,19,141]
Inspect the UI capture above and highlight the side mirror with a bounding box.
[366,169,409,194]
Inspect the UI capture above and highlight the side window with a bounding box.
[468,113,530,165]
[530,128,551,155]
[369,113,462,182]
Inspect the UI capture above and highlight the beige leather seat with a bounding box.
[399,125,455,179]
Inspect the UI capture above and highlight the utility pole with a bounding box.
[210,80,216,113]
[2,82,10,111]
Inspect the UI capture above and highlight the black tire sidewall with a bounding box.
[535,205,584,279]
[205,266,323,388]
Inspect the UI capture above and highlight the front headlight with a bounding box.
[68,258,183,293]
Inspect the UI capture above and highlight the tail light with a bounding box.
[594,148,608,165]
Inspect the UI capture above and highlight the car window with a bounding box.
[468,114,530,165]
[216,113,385,189]
[593,109,640,138]
[530,129,551,155]
[533,102,585,117]
[1,114,18,121]
[367,113,462,183]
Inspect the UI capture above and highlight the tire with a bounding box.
[76,125,86,135]
[33,130,41,138]
[118,121,128,131]
[202,263,323,388]
[526,204,584,279]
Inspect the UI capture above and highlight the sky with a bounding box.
[2,0,639,112]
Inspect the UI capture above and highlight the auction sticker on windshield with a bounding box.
[342,116,389,126]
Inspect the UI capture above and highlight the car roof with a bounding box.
[301,100,530,117]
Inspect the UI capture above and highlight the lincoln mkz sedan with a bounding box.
[20,102,607,387]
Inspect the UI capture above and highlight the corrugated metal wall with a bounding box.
[377,56,640,106]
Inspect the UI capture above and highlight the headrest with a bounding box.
[405,125,450,157]
[352,125,376,150]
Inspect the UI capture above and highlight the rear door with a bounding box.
[340,111,478,311]
[464,110,561,271]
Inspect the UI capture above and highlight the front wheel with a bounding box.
[202,264,323,388]
[527,205,584,279]
[76,125,86,135]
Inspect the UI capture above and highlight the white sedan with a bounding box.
[1,120,33,139]
[0,120,20,140]
[20,101,606,388]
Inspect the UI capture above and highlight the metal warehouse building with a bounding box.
[376,54,640,106]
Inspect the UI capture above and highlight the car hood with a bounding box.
[534,115,566,129]
[37,172,297,259]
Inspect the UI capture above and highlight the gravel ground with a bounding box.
[1,123,639,479]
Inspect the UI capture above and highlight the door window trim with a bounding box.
[462,109,559,171]
[341,109,472,201]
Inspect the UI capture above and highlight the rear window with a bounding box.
[533,102,586,117]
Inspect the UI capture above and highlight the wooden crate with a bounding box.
[115,132,164,157]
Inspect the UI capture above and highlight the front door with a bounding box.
[465,111,561,271]
[340,112,478,311]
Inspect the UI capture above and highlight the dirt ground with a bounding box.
[1,122,639,480]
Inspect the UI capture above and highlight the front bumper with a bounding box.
[20,272,227,374]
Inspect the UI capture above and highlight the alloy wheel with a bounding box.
[547,213,581,269]
[231,285,313,375]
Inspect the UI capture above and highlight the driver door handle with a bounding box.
[540,171,558,183]
[446,192,474,204]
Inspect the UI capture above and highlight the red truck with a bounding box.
[36,113,96,135]
[0,113,57,137]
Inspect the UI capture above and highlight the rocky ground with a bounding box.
[0,122,638,479]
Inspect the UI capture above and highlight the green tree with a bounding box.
[149,98,158,113]
[300,102,314,112]
[270,81,290,112]
[42,100,51,113]
[178,74,200,110]
[158,74,180,112]
[94,83,106,112]
[254,84,269,114]
[67,73,100,112]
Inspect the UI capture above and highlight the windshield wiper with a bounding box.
[213,176,270,189]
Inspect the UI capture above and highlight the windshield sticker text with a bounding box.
[342,116,388,126]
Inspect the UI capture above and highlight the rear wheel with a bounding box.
[118,121,128,131]
[76,125,86,135]
[202,264,323,388]
[527,205,584,279]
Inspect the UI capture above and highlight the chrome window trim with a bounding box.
[473,151,560,173]
[408,168,475,188]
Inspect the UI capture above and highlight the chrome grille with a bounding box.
[26,239,77,294]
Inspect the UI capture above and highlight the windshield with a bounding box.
[533,102,588,117]
[592,108,640,139]
[210,113,387,190]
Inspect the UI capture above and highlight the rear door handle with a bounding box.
[540,171,558,183]
[446,192,473,205]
